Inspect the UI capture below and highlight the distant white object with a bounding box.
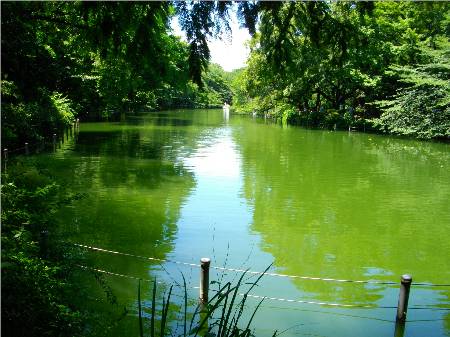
[223,103,230,122]
[223,103,230,114]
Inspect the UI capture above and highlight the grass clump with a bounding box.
[138,266,277,337]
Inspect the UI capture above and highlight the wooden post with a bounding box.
[3,148,8,171]
[200,258,211,305]
[40,230,49,258]
[394,320,405,337]
[25,143,29,155]
[396,274,412,323]
[199,258,210,336]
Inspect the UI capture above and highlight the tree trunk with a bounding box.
[315,92,321,113]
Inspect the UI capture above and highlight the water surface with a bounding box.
[38,109,450,336]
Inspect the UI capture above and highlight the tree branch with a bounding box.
[29,14,88,30]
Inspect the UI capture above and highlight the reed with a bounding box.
[138,265,274,337]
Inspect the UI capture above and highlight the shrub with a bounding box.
[373,84,450,139]
[1,167,83,337]
[1,83,76,149]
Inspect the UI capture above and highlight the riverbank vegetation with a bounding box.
[1,164,84,336]
[137,267,270,337]
[1,2,232,150]
[230,2,450,140]
[2,160,134,336]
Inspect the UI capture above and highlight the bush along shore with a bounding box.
[1,162,127,337]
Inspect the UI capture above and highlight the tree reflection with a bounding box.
[35,115,206,336]
[233,122,450,307]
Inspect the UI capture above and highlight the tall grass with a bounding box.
[138,265,277,337]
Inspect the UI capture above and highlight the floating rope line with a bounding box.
[210,266,398,285]
[76,265,187,301]
[77,266,382,308]
[410,282,450,287]
[241,293,390,309]
[208,287,450,311]
[255,304,396,323]
[73,243,450,287]
[243,294,449,311]
[73,244,394,284]
[2,129,79,158]
[77,265,450,311]
[73,243,200,268]
[77,265,155,283]
[408,307,450,311]
[6,146,27,154]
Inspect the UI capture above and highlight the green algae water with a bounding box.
[35,109,449,336]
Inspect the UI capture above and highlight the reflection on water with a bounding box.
[234,124,450,294]
[36,110,450,337]
[233,122,450,336]
[37,115,200,335]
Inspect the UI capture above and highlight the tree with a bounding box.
[236,1,450,137]
[373,38,450,139]
[1,2,196,147]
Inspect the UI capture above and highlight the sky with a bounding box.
[170,15,251,72]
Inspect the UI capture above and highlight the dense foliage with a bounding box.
[3,1,446,148]
[1,2,233,150]
[233,2,450,139]
[1,162,132,337]
[372,40,450,139]
[1,165,83,336]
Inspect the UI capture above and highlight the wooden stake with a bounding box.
[3,149,8,171]
[396,274,412,323]
[40,230,49,258]
[200,258,211,305]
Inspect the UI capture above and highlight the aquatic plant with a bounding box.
[138,266,276,337]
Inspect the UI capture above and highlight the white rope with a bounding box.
[77,266,382,308]
[73,243,396,285]
[73,243,450,287]
[77,265,450,311]
[241,293,386,309]
[77,265,155,283]
[210,266,397,285]
[74,243,200,268]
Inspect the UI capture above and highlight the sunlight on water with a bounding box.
[34,109,450,337]
[183,128,241,178]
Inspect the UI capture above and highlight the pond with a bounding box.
[36,109,450,336]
